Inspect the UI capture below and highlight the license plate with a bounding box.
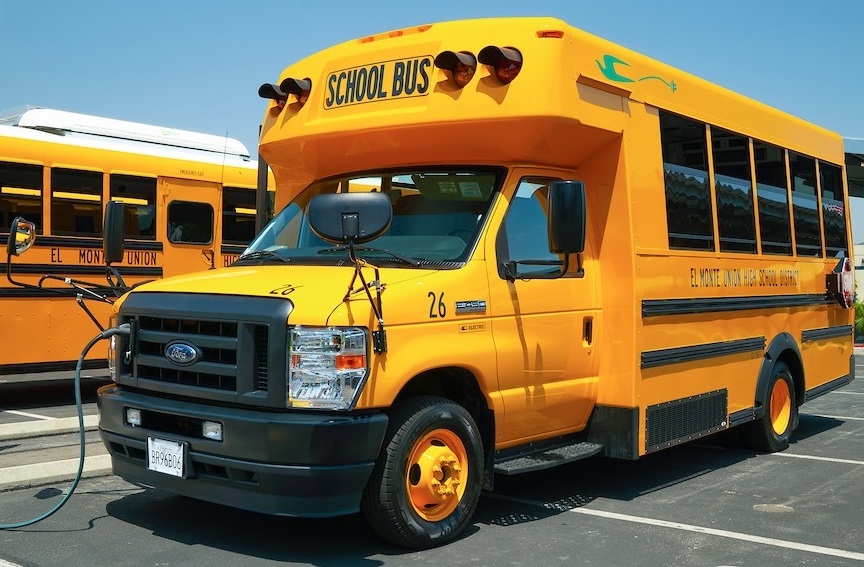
[147,437,185,477]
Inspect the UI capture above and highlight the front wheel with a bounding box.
[742,361,798,452]
[361,396,483,549]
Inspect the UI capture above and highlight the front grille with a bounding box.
[116,292,292,405]
[133,315,266,393]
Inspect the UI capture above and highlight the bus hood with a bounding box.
[124,264,440,323]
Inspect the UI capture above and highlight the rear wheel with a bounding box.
[361,396,483,549]
[742,361,797,452]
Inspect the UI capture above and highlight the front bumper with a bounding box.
[98,384,388,517]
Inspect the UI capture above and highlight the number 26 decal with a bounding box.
[428,291,446,318]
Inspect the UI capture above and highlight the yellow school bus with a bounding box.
[0,107,273,382]
[96,17,855,548]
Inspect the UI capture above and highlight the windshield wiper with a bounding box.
[233,250,292,264]
[317,245,421,267]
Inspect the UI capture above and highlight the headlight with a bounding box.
[288,326,369,410]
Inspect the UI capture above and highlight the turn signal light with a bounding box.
[478,46,523,84]
[434,50,477,88]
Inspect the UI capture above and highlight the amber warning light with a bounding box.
[258,77,312,113]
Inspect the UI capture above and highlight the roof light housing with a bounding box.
[478,46,523,84]
[279,77,313,106]
[258,83,288,113]
[434,50,477,88]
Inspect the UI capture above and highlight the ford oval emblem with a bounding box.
[165,341,201,366]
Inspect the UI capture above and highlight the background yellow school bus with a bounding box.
[97,17,854,549]
[0,107,273,382]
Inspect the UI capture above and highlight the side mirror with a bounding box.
[103,200,126,265]
[6,217,36,257]
[547,180,586,254]
[307,192,392,244]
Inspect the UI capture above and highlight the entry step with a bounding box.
[494,441,603,475]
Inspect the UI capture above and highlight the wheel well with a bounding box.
[776,349,805,407]
[393,367,495,489]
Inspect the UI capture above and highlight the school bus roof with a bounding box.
[1,106,252,159]
[259,16,843,181]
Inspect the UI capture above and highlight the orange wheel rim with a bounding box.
[405,428,469,522]
[770,378,791,435]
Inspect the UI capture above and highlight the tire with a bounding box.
[742,361,798,452]
[361,396,483,549]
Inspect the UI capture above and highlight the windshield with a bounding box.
[236,168,503,267]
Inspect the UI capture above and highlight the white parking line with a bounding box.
[572,508,864,562]
[2,410,55,420]
[833,391,864,395]
[487,494,864,561]
[804,413,864,421]
[772,453,864,466]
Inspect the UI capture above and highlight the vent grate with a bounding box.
[646,389,727,453]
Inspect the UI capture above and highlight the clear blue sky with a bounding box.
[3,0,863,240]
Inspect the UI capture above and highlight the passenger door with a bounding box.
[488,171,599,445]
[160,177,220,277]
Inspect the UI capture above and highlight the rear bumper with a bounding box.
[98,384,388,517]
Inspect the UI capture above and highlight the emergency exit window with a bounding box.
[168,201,213,244]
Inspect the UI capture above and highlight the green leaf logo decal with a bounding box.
[596,54,677,93]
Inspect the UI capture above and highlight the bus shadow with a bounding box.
[104,417,846,563]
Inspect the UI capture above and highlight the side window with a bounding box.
[496,177,561,278]
[711,127,756,253]
[167,201,213,244]
[660,111,714,251]
[51,168,102,236]
[0,161,43,233]
[222,187,256,245]
[110,174,156,239]
[820,162,848,258]
[789,151,822,257]
[753,141,792,255]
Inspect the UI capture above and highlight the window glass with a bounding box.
[753,141,792,255]
[241,168,500,267]
[660,111,714,251]
[789,152,822,257]
[711,127,756,253]
[51,168,102,236]
[0,161,43,233]
[222,187,256,245]
[820,162,848,258]
[496,177,562,278]
[168,201,213,244]
[110,175,156,239]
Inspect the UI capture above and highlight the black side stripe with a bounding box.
[28,236,163,251]
[643,294,829,317]
[641,336,766,369]
[6,264,162,277]
[804,375,852,402]
[801,325,853,343]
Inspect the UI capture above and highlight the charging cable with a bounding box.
[0,324,131,529]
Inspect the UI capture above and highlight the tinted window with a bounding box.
[753,141,792,255]
[660,112,714,251]
[711,127,756,253]
[168,201,213,244]
[820,162,848,258]
[789,152,822,256]
[222,187,256,245]
[0,161,43,233]
[51,168,102,236]
[110,175,156,239]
